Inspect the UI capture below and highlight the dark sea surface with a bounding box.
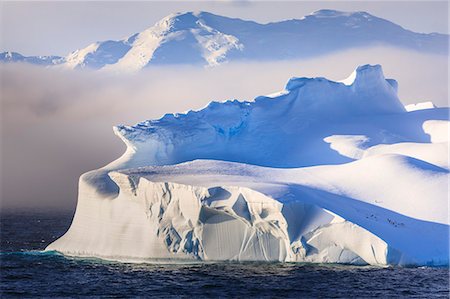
[1,209,449,298]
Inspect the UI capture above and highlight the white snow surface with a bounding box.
[47,65,449,266]
[405,101,437,112]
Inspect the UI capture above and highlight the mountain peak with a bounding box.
[311,9,349,17]
[154,11,200,33]
[155,11,222,32]
[310,9,373,19]
[1,51,21,60]
[156,11,225,31]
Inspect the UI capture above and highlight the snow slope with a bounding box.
[46,65,449,266]
[2,10,448,69]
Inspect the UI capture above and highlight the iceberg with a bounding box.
[46,64,449,266]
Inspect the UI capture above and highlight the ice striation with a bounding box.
[46,65,449,266]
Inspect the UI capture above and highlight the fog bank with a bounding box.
[1,46,448,210]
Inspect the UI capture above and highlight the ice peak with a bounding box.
[286,65,387,90]
[354,64,383,82]
[339,64,385,86]
[355,63,382,74]
[354,64,399,91]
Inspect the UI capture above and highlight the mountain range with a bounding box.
[1,10,448,71]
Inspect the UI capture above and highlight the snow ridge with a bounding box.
[114,64,405,163]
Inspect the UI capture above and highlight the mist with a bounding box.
[1,46,448,211]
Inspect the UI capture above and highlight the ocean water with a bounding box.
[1,210,449,298]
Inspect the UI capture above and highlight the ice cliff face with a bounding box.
[47,65,449,266]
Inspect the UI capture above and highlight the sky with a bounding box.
[0,1,448,56]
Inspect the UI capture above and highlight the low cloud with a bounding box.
[1,46,447,210]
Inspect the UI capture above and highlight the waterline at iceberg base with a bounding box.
[46,65,449,266]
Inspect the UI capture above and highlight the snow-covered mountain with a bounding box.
[47,65,449,266]
[2,10,448,71]
[0,51,64,66]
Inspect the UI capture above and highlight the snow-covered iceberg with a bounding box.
[46,64,449,266]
